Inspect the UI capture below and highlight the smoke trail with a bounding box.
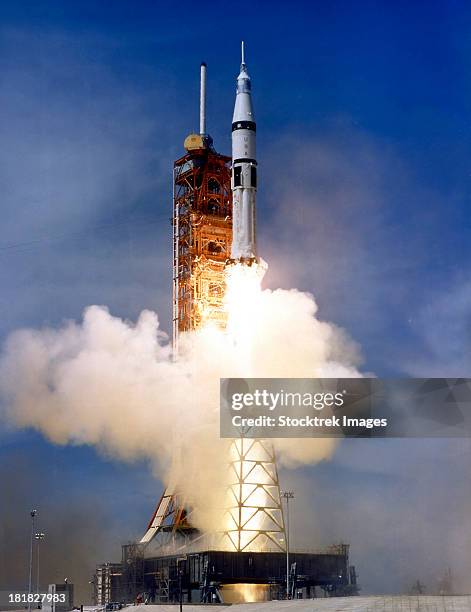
[0,264,363,530]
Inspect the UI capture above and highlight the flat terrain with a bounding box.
[136,597,471,611]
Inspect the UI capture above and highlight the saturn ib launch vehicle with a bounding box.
[230,42,258,265]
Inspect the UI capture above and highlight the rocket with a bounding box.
[230,42,258,265]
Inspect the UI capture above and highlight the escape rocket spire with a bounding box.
[230,41,258,264]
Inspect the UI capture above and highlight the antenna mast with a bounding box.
[200,62,207,135]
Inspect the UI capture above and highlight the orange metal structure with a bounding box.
[141,134,232,546]
[172,140,232,347]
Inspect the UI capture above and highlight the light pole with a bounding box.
[35,533,45,594]
[28,510,37,612]
[281,491,294,599]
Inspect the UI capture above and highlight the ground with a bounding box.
[113,596,471,611]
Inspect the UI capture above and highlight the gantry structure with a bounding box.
[172,134,232,347]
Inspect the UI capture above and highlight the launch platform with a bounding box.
[94,543,357,604]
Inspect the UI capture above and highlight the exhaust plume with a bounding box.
[0,263,363,531]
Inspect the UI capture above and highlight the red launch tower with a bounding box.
[141,63,233,544]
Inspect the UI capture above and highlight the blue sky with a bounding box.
[1,0,471,599]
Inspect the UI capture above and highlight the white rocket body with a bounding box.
[230,44,258,263]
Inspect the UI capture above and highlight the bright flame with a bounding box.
[221,583,270,603]
[224,261,267,370]
[222,264,287,554]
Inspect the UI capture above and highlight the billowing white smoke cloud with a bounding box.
[0,268,363,531]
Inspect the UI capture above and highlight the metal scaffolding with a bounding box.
[223,438,286,553]
[141,129,232,546]
[172,144,232,349]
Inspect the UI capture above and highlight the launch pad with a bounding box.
[94,50,360,606]
[95,544,357,604]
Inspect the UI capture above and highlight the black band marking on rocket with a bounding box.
[232,121,256,132]
[233,158,258,165]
